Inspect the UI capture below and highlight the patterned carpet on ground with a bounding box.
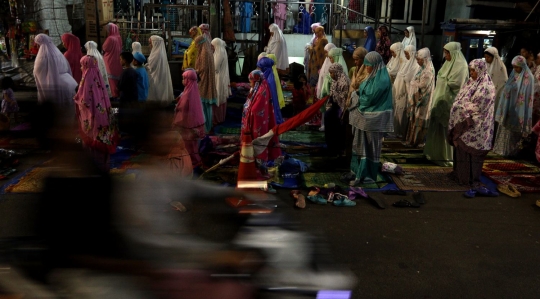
[0,137,40,149]
[390,167,470,192]
[481,157,540,193]
[1,147,146,194]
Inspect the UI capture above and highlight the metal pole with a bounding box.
[339,3,343,48]
[375,0,380,28]
[388,0,392,40]
[259,0,265,53]
[421,0,427,47]
[525,0,540,22]
[94,0,102,51]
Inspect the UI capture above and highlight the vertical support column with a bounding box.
[94,0,102,51]
[421,0,427,47]
[388,0,392,40]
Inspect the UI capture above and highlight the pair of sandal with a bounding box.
[348,186,368,200]
[332,195,356,207]
[464,186,499,198]
[392,191,425,208]
[496,184,521,198]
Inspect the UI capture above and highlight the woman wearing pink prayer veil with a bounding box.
[61,33,83,84]
[74,55,119,171]
[273,0,287,30]
[199,23,211,41]
[173,69,206,168]
[103,23,123,98]
[33,34,78,106]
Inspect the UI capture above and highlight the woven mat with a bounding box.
[482,159,540,175]
[390,167,469,191]
[2,167,49,193]
[481,173,540,193]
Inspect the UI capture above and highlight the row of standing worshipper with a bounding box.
[175,31,231,168]
[388,40,539,172]
[354,25,416,63]
[34,34,119,171]
[183,26,217,132]
[40,23,175,108]
[325,46,494,193]
[89,24,174,107]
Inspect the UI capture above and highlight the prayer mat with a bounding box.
[480,173,540,193]
[0,137,40,149]
[280,130,326,145]
[303,172,389,190]
[482,159,540,175]
[390,167,469,192]
[2,167,48,193]
[382,140,424,153]
[293,155,350,172]
[381,153,434,167]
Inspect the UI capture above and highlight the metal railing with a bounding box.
[115,20,171,58]
[143,3,211,36]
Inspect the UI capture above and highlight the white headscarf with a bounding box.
[402,26,416,48]
[266,23,289,70]
[258,52,267,61]
[146,35,174,105]
[397,45,420,83]
[85,41,111,97]
[310,22,321,45]
[414,47,436,120]
[393,45,420,124]
[387,42,405,78]
[211,38,231,107]
[34,34,77,105]
[484,47,508,108]
[132,42,142,55]
[316,43,336,98]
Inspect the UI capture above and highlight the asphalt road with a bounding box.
[1,92,540,298]
[1,158,540,299]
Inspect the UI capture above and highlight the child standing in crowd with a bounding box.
[117,52,140,135]
[132,52,149,102]
[292,74,309,115]
[117,52,139,105]
[1,77,19,123]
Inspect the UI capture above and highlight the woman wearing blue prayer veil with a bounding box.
[257,57,284,124]
[363,26,376,52]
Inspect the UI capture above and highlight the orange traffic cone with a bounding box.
[237,133,268,190]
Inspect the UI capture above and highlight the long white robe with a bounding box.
[266,23,289,71]
[34,34,77,106]
[485,47,508,113]
[146,36,174,106]
[393,45,420,138]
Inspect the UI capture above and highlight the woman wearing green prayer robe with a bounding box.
[423,42,469,166]
[348,52,394,185]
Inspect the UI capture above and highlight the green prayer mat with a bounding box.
[303,172,389,190]
[279,130,326,144]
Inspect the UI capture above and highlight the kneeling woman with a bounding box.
[349,52,394,185]
[448,59,496,197]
